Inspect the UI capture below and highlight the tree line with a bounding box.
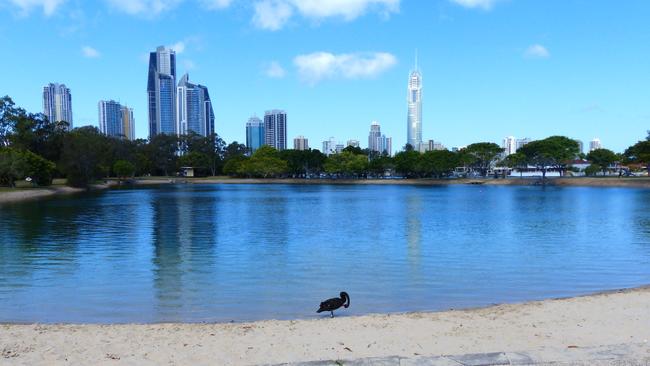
[1,95,649,187]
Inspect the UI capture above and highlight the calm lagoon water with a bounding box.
[1,184,650,323]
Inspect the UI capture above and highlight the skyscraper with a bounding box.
[43,83,73,128]
[368,121,381,152]
[264,110,287,150]
[98,100,123,138]
[148,46,176,138]
[122,106,135,141]
[322,137,336,156]
[176,74,214,137]
[368,121,393,155]
[407,57,422,149]
[502,136,517,156]
[516,138,531,151]
[590,138,602,151]
[99,100,136,140]
[246,116,264,153]
[293,136,309,150]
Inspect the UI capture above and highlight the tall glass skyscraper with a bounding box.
[98,100,123,137]
[43,83,73,128]
[246,116,264,153]
[176,74,215,137]
[407,58,422,149]
[264,110,287,150]
[148,46,177,138]
[98,100,136,140]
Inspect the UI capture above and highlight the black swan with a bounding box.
[317,292,350,318]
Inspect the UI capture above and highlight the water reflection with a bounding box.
[1,184,650,323]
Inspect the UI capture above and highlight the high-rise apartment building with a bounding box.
[322,137,336,156]
[98,100,123,137]
[293,136,309,150]
[99,100,136,140]
[43,83,73,128]
[575,139,584,154]
[368,121,392,155]
[176,74,214,137]
[121,106,135,141]
[516,138,532,151]
[502,136,517,156]
[264,110,287,150]
[246,116,264,153]
[590,138,602,151]
[368,121,381,152]
[407,58,422,149]
[427,140,444,151]
[347,140,360,148]
[148,46,177,137]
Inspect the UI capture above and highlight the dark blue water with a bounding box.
[1,184,650,323]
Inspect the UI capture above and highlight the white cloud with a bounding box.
[253,0,399,30]
[253,0,293,31]
[293,52,397,85]
[7,0,66,16]
[524,44,550,59]
[104,0,182,16]
[291,0,399,20]
[265,61,286,78]
[449,0,497,10]
[81,46,100,58]
[169,41,186,54]
[200,0,232,9]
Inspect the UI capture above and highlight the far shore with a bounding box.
[2,176,649,204]
[2,286,650,365]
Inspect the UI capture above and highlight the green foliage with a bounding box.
[59,126,110,188]
[417,150,459,178]
[279,149,327,177]
[624,140,650,173]
[113,160,135,179]
[238,146,288,178]
[146,134,179,176]
[0,147,55,187]
[584,164,602,176]
[461,142,504,177]
[518,136,580,178]
[394,150,420,178]
[586,148,618,175]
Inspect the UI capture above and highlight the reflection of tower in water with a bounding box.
[405,193,422,268]
[150,189,218,319]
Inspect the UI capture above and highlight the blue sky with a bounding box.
[0,0,648,152]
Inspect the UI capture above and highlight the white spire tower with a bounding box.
[407,51,422,149]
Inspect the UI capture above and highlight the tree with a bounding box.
[239,146,287,178]
[624,140,650,174]
[59,126,110,188]
[584,164,602,177]
[0,147,26,187]
[368,153,393,178]
[113,160,135,182]
[21,149,56,186]
[146,133,179,176]
[586,148,618,176]
[462,143,504,177]
[518,136,580,180]
[417,150,459,178]
[393,150,420,178]
[500,152,527,178]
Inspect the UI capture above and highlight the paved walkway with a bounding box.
[268,343,650,366]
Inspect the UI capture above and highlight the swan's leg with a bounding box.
[330,311,334,318]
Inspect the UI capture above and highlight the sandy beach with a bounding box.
[2,177,649,205]
[2,287,649,365]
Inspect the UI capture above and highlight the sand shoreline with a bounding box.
[2,286,650,365]
[2,177,649,204]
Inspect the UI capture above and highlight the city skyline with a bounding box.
[3,1,649,152]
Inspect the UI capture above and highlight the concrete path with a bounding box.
[268,343,650,366]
